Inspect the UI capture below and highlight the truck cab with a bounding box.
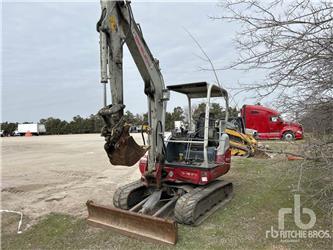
[241,105,303,140]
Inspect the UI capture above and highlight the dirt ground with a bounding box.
[2,135,332,249]
[1,134,144,228]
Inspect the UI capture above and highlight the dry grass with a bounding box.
[2,142,332,249]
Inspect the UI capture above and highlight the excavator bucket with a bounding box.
[105,124,150,166]
[86,201,177,245]
[107,134,149,166]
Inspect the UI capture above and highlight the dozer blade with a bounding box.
[106,125,150,166]
[86,200,177,245]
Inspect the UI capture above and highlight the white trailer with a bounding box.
[17,123,46,135]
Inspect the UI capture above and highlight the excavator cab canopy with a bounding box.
[166,81,230,168]
[167,81,229,130]
[167,81,228,99]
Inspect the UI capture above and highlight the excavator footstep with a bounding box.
[86,200,177,245]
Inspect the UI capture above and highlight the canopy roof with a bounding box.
[167,82,228,99]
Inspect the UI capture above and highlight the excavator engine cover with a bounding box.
[99,105,149,166]
[86,200,177,245]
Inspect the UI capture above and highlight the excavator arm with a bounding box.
[97,0,169,171]
[87,2,177,243]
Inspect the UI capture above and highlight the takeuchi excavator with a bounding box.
[86,1,233,244]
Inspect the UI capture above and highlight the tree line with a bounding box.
[0,103,239,135]
[1,102,329,136]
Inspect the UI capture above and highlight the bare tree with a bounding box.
[213,0,332,114]
[213,0,333,213]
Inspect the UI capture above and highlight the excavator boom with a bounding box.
[97,0,168,168]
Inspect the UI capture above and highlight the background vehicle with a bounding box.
[173,120,184,133]
[86,1,232,245]
[225,117,269,158]
[17,123,46,136]
[13,131,21,136]
[226,117,257,157]
[241,105,303,140]
[129,125,140,133]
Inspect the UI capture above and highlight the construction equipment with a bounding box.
[224,117,269,158]
[225,117,258,157]
[87,1,233,245]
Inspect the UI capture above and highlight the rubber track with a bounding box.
[174,181,232,225]
[113,180,145,210]
[174,188,203,225]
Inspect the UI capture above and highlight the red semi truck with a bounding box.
[241,105,303,140]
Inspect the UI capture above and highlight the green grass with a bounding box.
[2,156,332,249]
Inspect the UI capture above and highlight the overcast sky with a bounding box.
[2,1,267,123]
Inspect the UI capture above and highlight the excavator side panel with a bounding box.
[86,201,177,245]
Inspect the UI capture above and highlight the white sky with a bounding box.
[2,1,269,122]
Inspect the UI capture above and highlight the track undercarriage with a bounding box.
[87,179,233,245]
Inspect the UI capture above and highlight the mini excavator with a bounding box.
[86,1,233,244]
